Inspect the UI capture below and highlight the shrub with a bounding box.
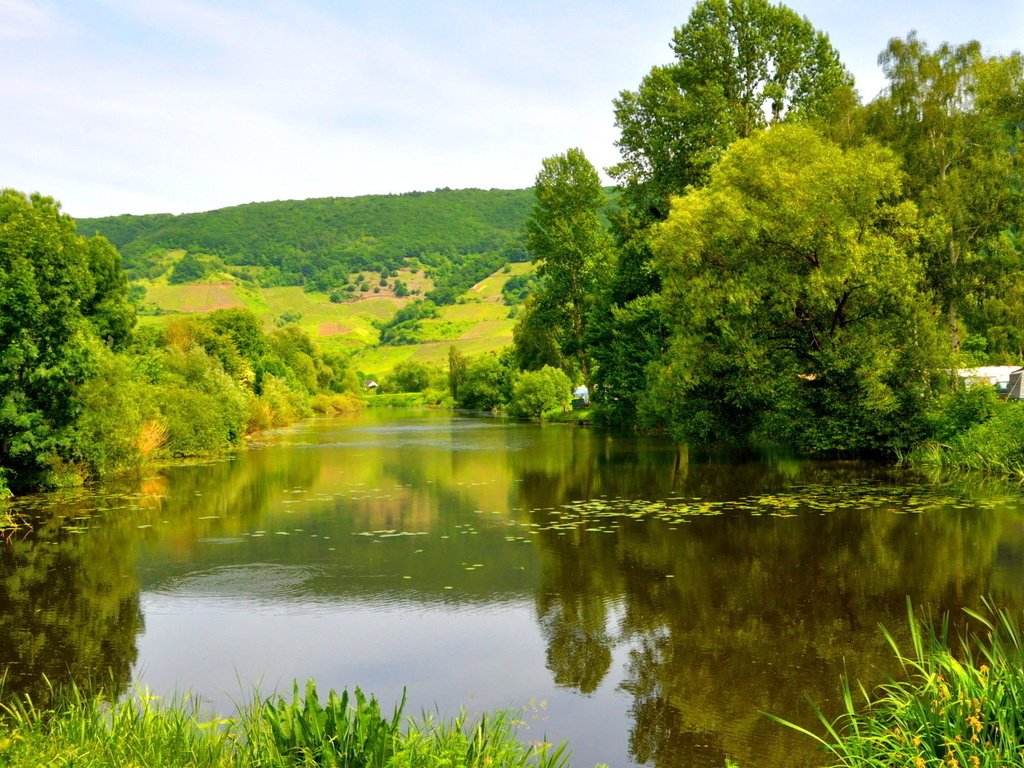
[168,252,206,284]
[913,399,1024,475]
[457,354,507,411]
[510,366,571,419]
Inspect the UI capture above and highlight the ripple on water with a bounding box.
[153,563,325,607]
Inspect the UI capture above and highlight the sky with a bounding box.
[2,0,1023,218]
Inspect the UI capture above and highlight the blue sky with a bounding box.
[2,0,1022,217]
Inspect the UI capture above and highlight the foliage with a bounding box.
[78,189,539,305]
[71,344,162,477]
[168,251,207,284]
[866,34,1024,354]
[257,681,402,767]
[378,360,445,394]
[912,399,1024,476]
[456,353,511,411]
[0,189,133,491]
[376,300,440,346]
[610,0,853,219]
[588,294,668,428]
[928,384,1003,443]
[649,125,948,453]
[772,600,1024,767]
[448,345,468,401]
[501,272,536,306]
[516,149,610,385]
[589,0,854,440]
[510,366,572,419]
[0,681,571,768]
[309,393,365,414]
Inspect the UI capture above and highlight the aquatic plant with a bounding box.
[771,599,1024,766]
[252,681,402,767]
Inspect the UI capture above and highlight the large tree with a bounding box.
[515,148,611,385]
[592,0,853,427]
[0,190,133,489]
[611,0,854,221]
[647,125,947,452]
[866,34,1024,355]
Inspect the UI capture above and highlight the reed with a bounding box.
[770,599,1024,767]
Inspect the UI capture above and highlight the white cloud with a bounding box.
[2,0,1022,217]
[0,0,58,38]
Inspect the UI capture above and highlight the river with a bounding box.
[2,410,1023,767]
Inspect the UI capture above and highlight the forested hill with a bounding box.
[75,187,537,303]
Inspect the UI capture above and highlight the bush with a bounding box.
[913,399,1024,475]
[379,361,444,393]
[167,252,206,284]
[72,347,163,478]
[930,384,1001,442]
[510,366,571,419]
[158,385,243,457]
[457,354,508,411]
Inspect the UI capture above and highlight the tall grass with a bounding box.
[912,397,1024,477]
[0,680,574,768]
[770,599,1024,767]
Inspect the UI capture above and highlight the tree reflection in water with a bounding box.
[517,439,1024,768]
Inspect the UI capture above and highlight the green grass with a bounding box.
[132,262,529,377]
[911,400,1024,478]
[0,680,576,768]
[770,599,1024,767]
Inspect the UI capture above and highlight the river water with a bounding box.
[3,410,1024,767]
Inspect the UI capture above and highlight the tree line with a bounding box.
[0,190,363,496]
[508,0,1024,458]
[77,188,539,306]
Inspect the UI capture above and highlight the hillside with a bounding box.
[130,262,534,378]
[74,187,569,378]
[76,188,535,304]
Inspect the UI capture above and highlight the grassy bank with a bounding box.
[909,390,1024,478]
[0,681,575,768]
[774,600,1024,767]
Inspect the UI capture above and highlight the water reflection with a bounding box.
[1,412,1023,768]
[0,503,142,704]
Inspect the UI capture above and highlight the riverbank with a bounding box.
[908,391,1024,478]
[0,681,574,768]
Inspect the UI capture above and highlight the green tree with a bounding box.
[592,0,854,429]
[456,353,508,411]
[866,34,1024,354]
[649,125,947,452]
[611,0,853,220]
[81,236,135,348]
[447,345,467,401]
[511,366,572,420]
[168,251,206,284]
[0,191,98,489]
[517,148,611,385]
[381,360,442,394]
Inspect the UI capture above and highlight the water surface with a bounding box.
[3,410,1024,768]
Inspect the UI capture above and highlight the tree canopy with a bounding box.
[516,149,611,385]
[611,0,853,220]
[0,190,133,489]
[646,125,948,451]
